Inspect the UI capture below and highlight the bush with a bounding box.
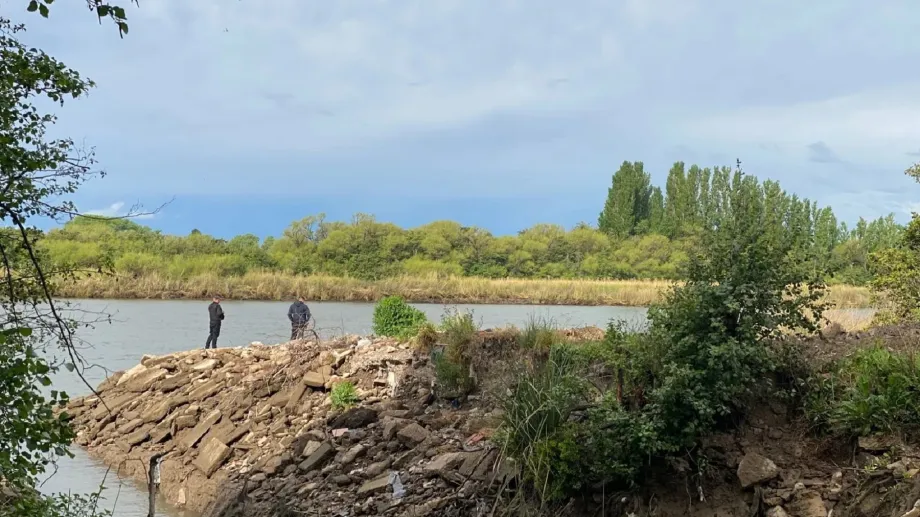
[330,381,359,410]
[805,346,920,436]
[410,321,439,352]
[432,308,478,398]
[517,315,557,352]
[372,296,428,338]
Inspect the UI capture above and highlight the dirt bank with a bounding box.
[64,327,920,517]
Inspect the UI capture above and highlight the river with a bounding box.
[38,299,650,517]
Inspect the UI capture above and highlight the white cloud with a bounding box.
[683,83,920,158]
[85,202,156,220]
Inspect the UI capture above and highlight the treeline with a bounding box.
[37,161,901,285]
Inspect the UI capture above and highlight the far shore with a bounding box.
[55,272,875,309]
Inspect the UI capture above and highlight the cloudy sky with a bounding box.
[13,0,920,237]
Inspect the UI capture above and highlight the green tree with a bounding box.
[598,161,652,238]
[0,17,112,517]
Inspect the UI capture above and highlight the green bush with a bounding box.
[517,315,557,352]
[330,381,359,410]
[432,308,478,398]
[805,346,920,436]
[372,296,428,338]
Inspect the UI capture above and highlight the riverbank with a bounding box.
[56,272,874,307]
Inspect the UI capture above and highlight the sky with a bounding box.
[11,0,920,238]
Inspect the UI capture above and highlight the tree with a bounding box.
[24,0,136,36]
[0,17,121,517]
[598,161,652,239]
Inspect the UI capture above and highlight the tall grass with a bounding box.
[55,272,875,307]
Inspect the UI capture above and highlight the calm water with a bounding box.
[39,299,649,517]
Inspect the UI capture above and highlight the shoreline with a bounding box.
[54,272,874,308]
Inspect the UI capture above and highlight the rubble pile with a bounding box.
[65,336,509,517]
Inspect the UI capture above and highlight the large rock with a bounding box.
[159,372,191,393]
[737,452,780,489]
[284,381,308,412]
[423,452,468,478]
[179,409,222,451]
[124,427,150,447]
[142,395,188,424]
[116,364,149,388]
[191,358,219,372]
[786,490,826,517]
[397,423,430,446]
[193,437,231,477]
[357,474,391,495]
[91,393,136,420]
[303,371,327,388]
[298,442,334,472]
[188,379,224,401]
[765,507,790,517]
[858,435,896,452]
[329,408,378,429]
[123,367,168,393]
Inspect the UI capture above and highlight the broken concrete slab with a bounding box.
[193,437,231,477]
[357,473,391,495]
[179,409,222,451]
[298,442,334,472]
[397,423,430,446]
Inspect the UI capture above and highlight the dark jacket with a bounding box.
[208,302,225,325]
[288,301,311,325]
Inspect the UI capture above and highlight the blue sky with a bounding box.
[13,0,920,238]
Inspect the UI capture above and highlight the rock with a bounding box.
[150,424,172,444]
[123,367,168,393]
[193,437,231,477]
[124,427,150,447]
[787,490,826,517]
[357,339,372,348]
[179,409,222,451]
[142,395,187,424]
[191,358,219,372]
[284,382,308,412]
[889,459,909,478]
[766,507,790,517]
[118,418,144,434]
[298,442,334,472]
[340,444,366,466]
[304,371,330,389]
[397,423,430,446]
[358,473,390,495]
[159,372,191,392]
[189,379,224,401]
[821,322,844,339]
[858,435,896,452]
[365,459,391,478]
[329,408,378,429]
[423,452,467,478]
[176,488,187,507]
[737,452,780,489]
[332,474,352,486]
[218,422,251,446]
[116,363,149,388]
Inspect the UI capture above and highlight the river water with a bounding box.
[38,299,650,517]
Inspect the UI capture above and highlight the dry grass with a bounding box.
[823,308,876,332]
[54,272,875,308]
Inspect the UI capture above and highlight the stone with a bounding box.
[123,367,168,393]
[765,507,790,517]
[329,408,378,429]
[116,363,149,387]
[284,382,308,412]
[191,358,219,372]
[298,442,334,472]
[357,339,372,348]
[218,422,251,446]
[424,452,467,478]
[179,409,222,451]
[124,427,151,447]
[358,473,391,495]
[150,424,172,444]
[193,437,231,477]
[174,415,197,431]
[91,393,135,420]
[786,490,826,517]
[340,444,366,466]
[303,371,327,388]
[889,459,909,479]
[397,423,430,446]
[189,379,224,401]
[332,474,352,486]
[118,418,144,434]
[737,452,780,489]
[366,459,391,478]
[821,322,844,339]
[142,395,187,424]
[159,372,191,392]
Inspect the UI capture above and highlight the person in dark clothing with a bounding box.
[205,295,225,349]
[288,296,312,340]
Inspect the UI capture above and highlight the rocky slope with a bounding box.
[64,327,920,517]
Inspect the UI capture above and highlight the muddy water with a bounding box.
[40,299,650,516]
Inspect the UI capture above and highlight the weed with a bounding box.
[330,381,359,410]
[410,321,438,352]
[372,296,428,338]
[432,308,478,398]
[517,315,557,352]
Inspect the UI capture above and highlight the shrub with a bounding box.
[805,346,920,436]
[432,308,478,398]
[372,296,428,338]
[330,381,359,410]
[410,321,439,352]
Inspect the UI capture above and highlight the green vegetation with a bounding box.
[32,162,902,295]
[499,162,829,503]
[330,381,359,411]
[432,308,478,399]
[372,296,428,338]
[0,16,111,517]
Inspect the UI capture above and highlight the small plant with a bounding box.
[410,321,439,352]
[372,296,428,338]
[440,307,478,360]
[432,308,478,399]
[517,314,557,351]
[330,381,359,410]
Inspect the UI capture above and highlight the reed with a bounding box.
[54,272,876,308]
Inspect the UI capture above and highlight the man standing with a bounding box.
[288,296,311,340]
[205,295,225,349]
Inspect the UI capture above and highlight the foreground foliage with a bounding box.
[500,163,828,502]
[371,296,428,338]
